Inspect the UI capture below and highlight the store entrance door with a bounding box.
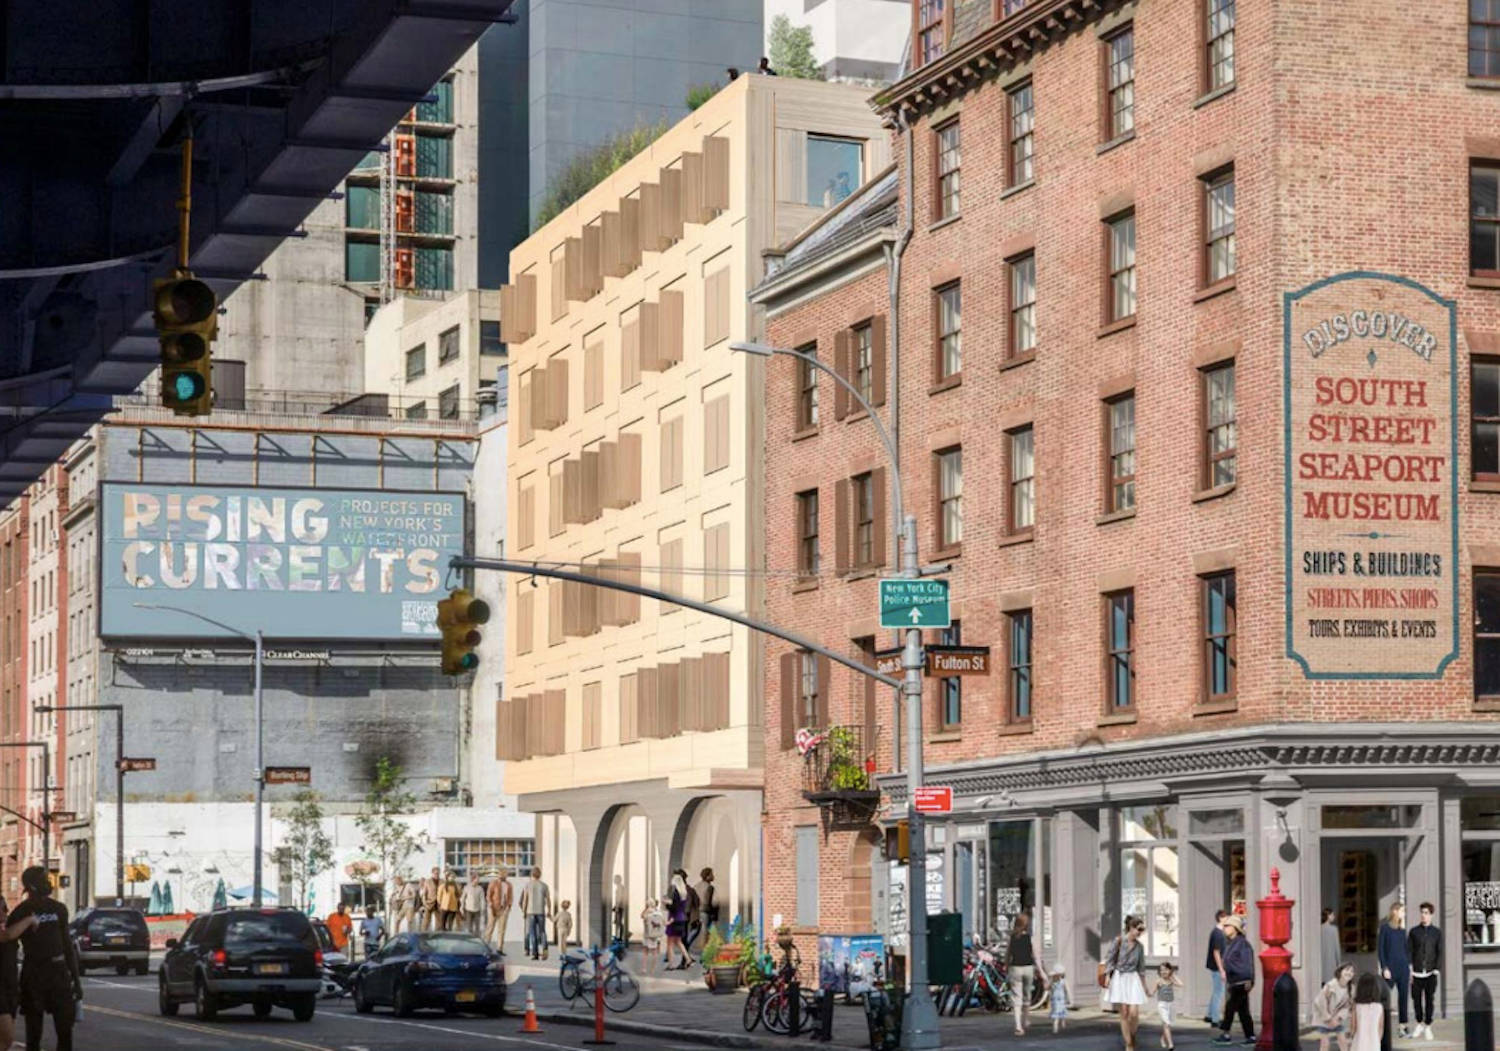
[1321,838,1402,975]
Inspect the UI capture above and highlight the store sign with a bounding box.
[914,786,953,814]
[926,645,990,676]
[1283,272,1459,679]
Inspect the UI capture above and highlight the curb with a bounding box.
[506,1005,761,1048]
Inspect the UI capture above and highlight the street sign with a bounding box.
[264,766,312,785]
[874,648,903,676]
[878,579,950,630]
[926,645,991,676]
[117,757,156,772]
[913,786,953,814]
[47,811,76,824]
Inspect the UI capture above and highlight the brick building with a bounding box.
[0,502,25,889]
[756,0,1500,1020]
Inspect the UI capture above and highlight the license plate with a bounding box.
[255,963,288,975]
[107,937,128,945]
[455,991,477,1003]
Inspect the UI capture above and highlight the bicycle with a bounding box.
[741,951,777,1032]
[760,957,818,1035]
[558,938,641,1013]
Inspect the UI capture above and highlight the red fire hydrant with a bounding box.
[1255,867,1294,1051]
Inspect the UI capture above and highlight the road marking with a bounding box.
[344,1011,581,1050]
[83,1003,336,1050]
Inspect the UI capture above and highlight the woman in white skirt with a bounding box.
[1103,916,1148,1051]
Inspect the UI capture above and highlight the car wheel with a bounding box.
[194,977,218,1021]
[158,975,179,1017]
[253,1000,273,1018]
[482,1003,503,1018]
[291,994,316,1022]
[353,979,374,1015]
[116,963,130,976]
[136,962,150,976]
[393,981,415,1018]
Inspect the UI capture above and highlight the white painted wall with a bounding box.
[764,0,907,81]
[469,416,511,811]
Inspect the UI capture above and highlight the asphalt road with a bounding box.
[68,971,690,1051]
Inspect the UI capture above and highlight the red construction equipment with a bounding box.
[518,984,543,1033]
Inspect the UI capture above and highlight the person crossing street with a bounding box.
[10,867,80,1051]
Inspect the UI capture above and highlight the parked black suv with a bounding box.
[70,907,150,975]
[158,908,321,1021]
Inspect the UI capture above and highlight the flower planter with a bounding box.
[709,963,742,994]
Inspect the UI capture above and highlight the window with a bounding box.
[1205,170,1236,283]
[936,447,962,550]
[797,344,819,430]
[480,320,504,356]
[935,120,961,219]
[703,267,731,347]
[1206,0,1235,89]
[852,324,874,406]
[1008,610,1033,722]
[917,0,945,66]
[1203,571,1237,702]
[1107,213,1137,322]
[659,415,683,491]
[1479,572,1500,703]
[404,401,427,420]
[1119,805,1179,956]
[1106,589,1135,710]
[798,650,821,727]
[438,325,460,364]
[1007,82,1034,186]
[1105,28,1135,140]
[938,620,962,730]
[1107,394,1136,513]
[405,345,426,380]
[1473,0,1500,77]
[1008,427,1035,533]
[854,472,876,567]
[704,394,731,474]
[443,839,535,880]
[584,338,604,411]
[704,523,730,602]
[1474,165,1499,276]
[808,136,863,207]
[438,384,461,420]
[795,825,819,927]
[1475,360,1499,481]
[1204,363,1237,487]
[660,539,683,611]
[1008,253,1036,357]
[797,490,820,579]
[936,282,962,380]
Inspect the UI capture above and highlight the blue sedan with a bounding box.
[351,932,506,1017]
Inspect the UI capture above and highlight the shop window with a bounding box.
[1119,805,1179,957]
[1462,796,1500,951]
[443,838,536,880]
[987,819,1038,942]
[1480,572,1500,705]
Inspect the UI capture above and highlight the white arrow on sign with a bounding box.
[909,607,922,624]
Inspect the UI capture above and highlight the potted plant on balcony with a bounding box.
[826,726,870,792]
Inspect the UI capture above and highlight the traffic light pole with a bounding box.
[35,704,125,904]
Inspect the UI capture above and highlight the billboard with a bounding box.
[101,483,464,641]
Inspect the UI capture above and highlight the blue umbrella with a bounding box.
[147,882,163,916]
[211,878,227,911]
[161,882,175,915]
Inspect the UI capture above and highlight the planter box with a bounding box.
[709,963,742,994]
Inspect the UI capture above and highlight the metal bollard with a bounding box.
[1271,971,1300,1051]
[1464,978,1494,1051]
[789,978,801,1036]
[814,986,836,1041]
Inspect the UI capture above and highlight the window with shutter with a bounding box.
[704,266,730,347]
[659,415,683,491]
[659,289,684,368]
[582,682,602,750]
[660,166,684,244]
[621,310,642,391]
[550,249,567,321]
[584,335,604,410]
[518,370,534,443]
[515,589,534,654]
[704,395,730,474]
[660,538,683,613]
[548,463,565,537]
[517,481,535,550]
[548,581,564,646]
[703,136,730,214]
[618,673,639,744]
[704,523,730,601]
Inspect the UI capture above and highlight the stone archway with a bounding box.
[672,795,756,933]
[592,804,662,946]
[848,828,881,930]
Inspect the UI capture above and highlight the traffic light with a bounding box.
[886,820,910,863]
[154,275,217,415]
[438,588,490,675]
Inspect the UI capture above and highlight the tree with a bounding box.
[282,790,334,912]
[767,15,823,80]
[354,756,425,916]
[533,121,669,231]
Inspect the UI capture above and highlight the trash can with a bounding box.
[926,911,964,987]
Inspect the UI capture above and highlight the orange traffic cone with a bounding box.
[518,984,544,1033]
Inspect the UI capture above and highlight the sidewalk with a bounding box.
[503,959,1471,1050]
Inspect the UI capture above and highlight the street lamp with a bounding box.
[0,741,53,867]
[35,703,124,904]
[133,603,266,907]
[730,340,939,1049]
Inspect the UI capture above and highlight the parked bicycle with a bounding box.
[558,938,640,1013]
[759,956,819,1035]
[742,951,777,1032]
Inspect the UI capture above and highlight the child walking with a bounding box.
[1348,973,1385,1051]
[1048,965,1069,1033]
[1152,962,1183,1050]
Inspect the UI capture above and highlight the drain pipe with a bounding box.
[884,111,915,776]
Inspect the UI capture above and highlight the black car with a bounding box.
[352,932,505,1017]
[158,907,321,1022]
[70,907,150,975]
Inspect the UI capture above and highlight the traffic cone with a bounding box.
[518,984,544,1033]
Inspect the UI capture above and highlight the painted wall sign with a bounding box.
[1283,272,1459,679]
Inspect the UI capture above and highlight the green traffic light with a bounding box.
[169,372,206,401]
[459,653,479,671]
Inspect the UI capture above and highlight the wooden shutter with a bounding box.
[584,338,604,409]
[779,652,796,750]
[581,224,603,297]
[681,151,706,223]
[660,166,684,244]
[815,654,832,729]
[871,314,888,407]
[563,459,583,524]
[658,289,684,368]
[550,254,566,321]
[517,484,534,549]
[703,136,730,214]
[495,701,512,761]
[546,358,569,427]
[834,478,851,575]
[601,211,624,277]
[620,433,642,505]
[517,370,533,442]
[834,329,850,420]
[582,448,601,521]
[871,466,888,568]
[529,365,550,430]
[639,183,665,252]
[516,589,534,654]
[704,268,730,347]
[547,581,564,645]
[660,538,683,607]
[617,550,641,623]
[545,690,567,755]
[705,651,731,731]
[705,395,730,473]
[678,656,701,732]
[621,313,641,391]
[638,666,659,738]
[660,416,682,491]
[619,197,642,269]
[563,236,585,300]
[582,682,602,750]
[618,673,639,744]
[500,274,537,343]
[640,300,662,371]
[548,469,564,536]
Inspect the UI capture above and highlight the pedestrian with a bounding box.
[10,866,80,1051]
[1151,962,1182,1050]
[1213,912,1255,1046]
[1004,911,1039,1036]
[438,870,461,931]
[419,866,441,932]
[641,898,666,977]
[554,899,574,950]
[1048,964,1069,1033]
[326,902,353,956]
[1376,902,1411,1039]
[1321,908,1342,984]
[1349,972,1385,1051]
[682,868,704,955]
[665,872,692,969]
[485,867,512,950]
[1205,908,1229,1026]
[393,875,417,934]
[358,910,385,961]
[0,894,37,1051]
[1102,915,1147,1051]
[520,867,551,961]
[695,867,718,940]
[460,872,485,936]
[756,56,778,76]
[1311,962,1356,1051]
[726,67,740,83]
[1407,901,1441,1040]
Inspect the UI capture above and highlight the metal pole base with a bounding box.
[900,987,941,1050]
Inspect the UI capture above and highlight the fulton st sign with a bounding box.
[1283,272,1459,679]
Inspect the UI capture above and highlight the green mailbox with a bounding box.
[926,911,964,986]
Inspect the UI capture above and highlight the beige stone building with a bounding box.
[363,290,505,421]
[498,75,887,944]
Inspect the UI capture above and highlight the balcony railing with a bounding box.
[801,724,878,800]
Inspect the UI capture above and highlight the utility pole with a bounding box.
[35,704,125,903]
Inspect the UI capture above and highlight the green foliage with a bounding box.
[282,790,334,911]
[354,756,426,889]
[827,725,871,790]
[702,923,726,962]
[767,15,823,80]
[686,82,719,111]
[533,121,670,231]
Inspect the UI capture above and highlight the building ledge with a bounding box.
[1098,316,1136,339]
[927,213,962,234]
[997,530,1034,549]
[1194,277,1237,303]
[1000,179,1036,201]
[1096,507,1136,527]
[1193,482,1237,504]
[1469,275,1500,290]
[1096,130,1136,156]
[929,373,962,396]
[1000,349,1036,372]
[1097,712,1138,727]
[666,768,764,792]
[997,721,1034,737]
[1193,699,1238,717]
[1193,83,1237,109]
[1471,479,1500,493]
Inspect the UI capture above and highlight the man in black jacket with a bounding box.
[1407,901,1442,1040]
[9,866,80,1051]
